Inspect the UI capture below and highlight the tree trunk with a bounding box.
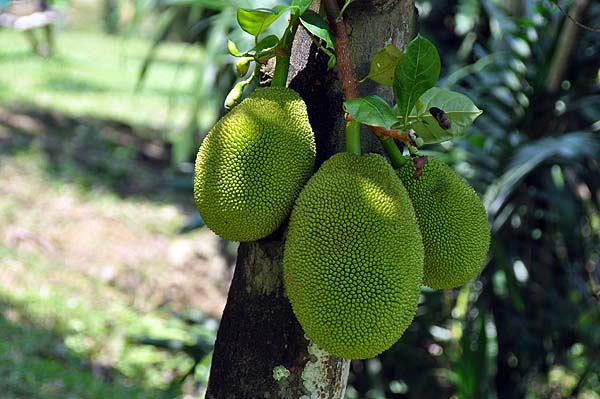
[205,1,416,398]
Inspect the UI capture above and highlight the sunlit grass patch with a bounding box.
[0,244,215,398]
[0,28,202,131]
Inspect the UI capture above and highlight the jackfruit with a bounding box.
[194,87,315,241]
[396,157,490,289]
[284,152,424,359]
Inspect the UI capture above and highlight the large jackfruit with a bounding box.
[397,157,490,289]
[284,153,424,359]
[194,87,316,241]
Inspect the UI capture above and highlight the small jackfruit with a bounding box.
[194,87,315,241]
[284,153,424,359]
[397,157,490,289]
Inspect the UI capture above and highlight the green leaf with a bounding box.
[409,87,482,144]
[327,54,337,70]
[227,40,242,56]
[271,5,290,15]
[361,44,403,86]
[393,34,441,121]
[290,0,312,16]
[255,35,279,52]
[343,96,397,130]
[299,10,335,50]
[237,8,282,37]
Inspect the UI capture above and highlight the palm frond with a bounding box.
[485,132,600,221]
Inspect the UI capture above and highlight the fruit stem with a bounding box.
[271,18,299,88]
[272,53,289,87]
[380,137,407,168]
[346,120,361,156]
[367,125,410,166]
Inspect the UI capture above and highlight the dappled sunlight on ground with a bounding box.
[0,148,230,316]
[0,107,231,397]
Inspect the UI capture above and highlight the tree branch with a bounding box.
[324,0,406,167]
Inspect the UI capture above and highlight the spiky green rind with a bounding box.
[397,157,490,289]
[194,87,316,241]
[284,153,424,359]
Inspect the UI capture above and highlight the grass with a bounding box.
[0,144,227,397]
[0,245,214,399]
[0,26,231,397]
[0,28,202,132]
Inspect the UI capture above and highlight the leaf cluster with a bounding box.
[229,0,335,60]
[344,35,482,147]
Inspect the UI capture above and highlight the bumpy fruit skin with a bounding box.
[284,153,424,359]
[194,87,315,241]
[397,157,490,289]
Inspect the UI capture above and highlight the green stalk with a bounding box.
[346,120,361,156]
[380,137,407,168]
[271,55,289,87]
[270,19,299,88]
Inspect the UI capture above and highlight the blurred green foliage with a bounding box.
[346,0,600,398]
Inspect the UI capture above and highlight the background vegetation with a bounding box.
[0,0,599,398]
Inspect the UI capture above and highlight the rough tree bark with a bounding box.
[205,1,416,398]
